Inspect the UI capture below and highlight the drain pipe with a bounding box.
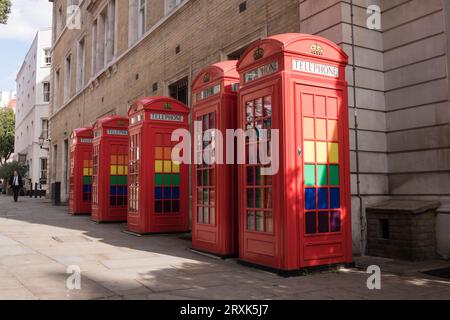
[350,0,365,255]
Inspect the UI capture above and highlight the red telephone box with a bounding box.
[191,61,240,257]
[236,33,352,273]
[127,96,190,234]
[69,127,93,215]
[91,116,130,223]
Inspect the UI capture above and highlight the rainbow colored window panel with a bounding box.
[110,154,128,207]
[82,159,93,202]
[154,146,180,214]
[303,94,342,235]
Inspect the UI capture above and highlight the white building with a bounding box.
[15,28,52,190]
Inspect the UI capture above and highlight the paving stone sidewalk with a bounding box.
[0,195,449,300]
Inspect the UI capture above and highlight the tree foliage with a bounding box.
[0,0,11,24]
[0,107,15,164]
[0,161,28,180]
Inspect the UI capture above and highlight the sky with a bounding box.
[0,0,53,91]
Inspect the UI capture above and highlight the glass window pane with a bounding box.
[247,189,254,208]
[204,207,209,224]
[304,164,315,186]
[306,212,317,234]
[209,169,214,186]
[247,211,255,230]
[329,143,339,163]
[264,96,272,118]
[163,174,171,186]
[209,189,215,205]
[316,142,327,163]
[246,101,254,124]
[265,211,273,233]
[197,207,203,223]
[331,211,341,232]
[197,170,202,186]
[330,188,340,209]
[203,189,208,205]
[163,200,171,212]
[304,141,315,163]
[210,207,215,225]
[255,188,263,208]
[255,98,263,118]
[247,166,254,185]
[264,188,272,209]
[155,200,162,213]
[203,170,208,186]
[330,165,340,185]
[305,188,316,210]
[209,112,215,128]
[172,200,180,213]
[256,211,264,231]
[318,212,330,233]
[317,165,328,186]
[318,188,329,209]
[315,119,327,140]
[255,167,263,185]
[303,118,315,140]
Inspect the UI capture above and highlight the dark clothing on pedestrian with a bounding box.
[9,175,23,202]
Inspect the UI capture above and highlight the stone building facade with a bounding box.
[48,0,450,257]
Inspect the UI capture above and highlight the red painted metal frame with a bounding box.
[69,127,93,215]
[91,116,130,223]
[236,33,352,271]
[127,96,190,234]
[191,61,240,257]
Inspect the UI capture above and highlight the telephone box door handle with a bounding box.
[298,147,302,157]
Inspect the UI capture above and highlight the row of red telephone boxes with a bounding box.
[68,33,353,273]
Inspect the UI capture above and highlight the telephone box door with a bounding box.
[296,84,350,267]
[150,129,188,232]
[239,85,281,268]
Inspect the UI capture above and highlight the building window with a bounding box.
[76,37,85,91]
[54,69,61,109]
[91,20,98,75]
[93,1,116,74]
[41,119,49,140]
[40,158,48,185]
[169,77,189,105]
[64,55,72,102]
[106,0,116,62]
[128,0,146,46]
[97,10,107,70]
[43,82,50,102]
[44,49,52,65]
[165,0,184,15]
[138,0,146,37]
[56,6,63,37]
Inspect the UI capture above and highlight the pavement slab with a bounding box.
[0,195,449,300]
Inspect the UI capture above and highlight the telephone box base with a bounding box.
[237,259,355,278]
[125,228,191,236]
[70,212,91,216]
[91,219,126,224]
[190,248,238,260]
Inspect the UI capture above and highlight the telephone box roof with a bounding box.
[93,115,129,129]
[192,61,239,90]
[71,127,93,139]
[237,33,349,71]
[128,96,190,116]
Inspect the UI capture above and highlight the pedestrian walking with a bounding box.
[9,171,23,202]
